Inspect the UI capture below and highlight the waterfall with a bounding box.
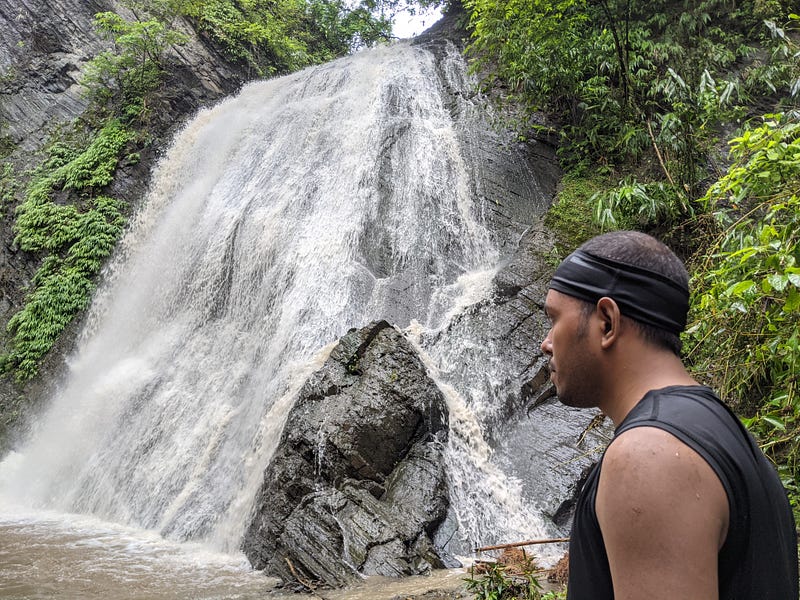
[0,39,554,558]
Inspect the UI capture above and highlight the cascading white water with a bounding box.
[0,38,555,568]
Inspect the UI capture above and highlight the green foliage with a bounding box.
[82,8,188,120]
[464,559,547,600]
[172,0,395,76]
[94,10,187,65]
[651,67,744,196]
[742,14,800,104]
[2,196,124,381]
[465,0,589,113]
[465,0,797,188]
[684,112,800,518]
[592,178,691,231]
[0,122,132,382]
[3,9,148,384]
[544,174,606,254]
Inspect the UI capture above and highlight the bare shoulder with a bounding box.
[596,426,729,600]
[601,425,719,486]
[598,426,728,533]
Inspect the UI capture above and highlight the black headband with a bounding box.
[548,249,689,335]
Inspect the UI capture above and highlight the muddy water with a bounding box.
[0,509,469,600]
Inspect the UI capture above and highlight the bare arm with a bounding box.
[596,426,729,600]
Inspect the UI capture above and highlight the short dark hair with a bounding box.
[578,231,688,356]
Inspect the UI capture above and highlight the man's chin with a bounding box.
[556,394,575,407]
[556,390,590,409]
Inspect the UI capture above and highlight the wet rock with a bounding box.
[416,220,612,540]
[409,13,598,533]
[486,224,613,528]
[413,8,561,257]
[242,321,451,586]
[0,0,244,155]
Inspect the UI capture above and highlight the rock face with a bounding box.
[488,225,612,527]
[413,9,561,255]
[0,0,248,445]
[0,0,247,318]
[0,0,243,155]
[242,321,450,586]
[417,220,612,536]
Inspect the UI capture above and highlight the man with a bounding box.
[540,230,798,599]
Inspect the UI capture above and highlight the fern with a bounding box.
[1,121,131,382]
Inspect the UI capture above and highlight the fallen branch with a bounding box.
[284,557,328,599]
[577,412,607,446]
[474,537,570,552]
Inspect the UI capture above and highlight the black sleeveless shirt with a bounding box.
[567,385,798,599]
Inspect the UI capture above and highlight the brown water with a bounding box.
[0,510,468,600]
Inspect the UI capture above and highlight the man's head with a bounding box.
[576,231,689,355]
[553,231,689,354]
[540,231,689,407]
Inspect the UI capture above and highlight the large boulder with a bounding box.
[241,320,450,586]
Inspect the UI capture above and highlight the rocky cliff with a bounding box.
[0,0,249,439]
[0,0,243,156]
[0,0,246,314]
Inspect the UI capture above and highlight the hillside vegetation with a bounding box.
[464,0,800,521]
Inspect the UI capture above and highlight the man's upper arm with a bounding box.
[596,426,729,600]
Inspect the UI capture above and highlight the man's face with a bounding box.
[540,289,599,409]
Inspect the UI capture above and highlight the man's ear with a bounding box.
[596,297,621,348]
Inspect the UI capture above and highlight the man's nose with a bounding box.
[541,330,552,355]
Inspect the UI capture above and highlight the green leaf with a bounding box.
[761,416,787,431]
[725,280,755,297]
[767,273,789,292]
[785,288,800,311]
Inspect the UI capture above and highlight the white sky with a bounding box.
[392,6,443,38]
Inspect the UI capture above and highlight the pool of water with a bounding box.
[0,508,469,600]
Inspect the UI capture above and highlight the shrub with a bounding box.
[684,112,800,519]
[464,548,567,600]
[82,9,188,120]
[592,178,691,231]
